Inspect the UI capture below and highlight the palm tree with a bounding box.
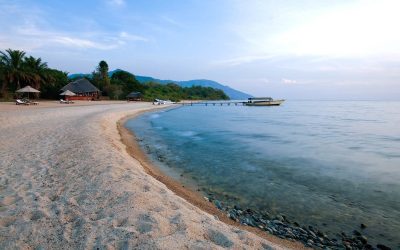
[24,56,49,90]
[0,49,27,95]
[97,60,110,91]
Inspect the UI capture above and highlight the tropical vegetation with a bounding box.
[0,48,229,101]
[0,49,68,100]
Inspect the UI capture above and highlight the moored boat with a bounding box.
[245,97,285,106]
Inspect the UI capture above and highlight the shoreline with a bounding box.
[117,107,307,250]
[0,101,295,249]
[117,107,393,250]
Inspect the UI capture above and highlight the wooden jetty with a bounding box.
[179,98,285,106]
[180,101,247,106]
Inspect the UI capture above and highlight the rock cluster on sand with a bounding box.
[205,196,393,250]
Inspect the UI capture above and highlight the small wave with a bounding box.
[380,136,400,142]
[178,131,198,137]
[150,114,161,119]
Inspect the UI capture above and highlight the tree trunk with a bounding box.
[1,81,7,97]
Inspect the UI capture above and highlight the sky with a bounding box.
[1,0,400,100]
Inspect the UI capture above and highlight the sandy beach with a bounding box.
[0,101,301,249]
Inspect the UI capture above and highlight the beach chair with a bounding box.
[16,99,30,105]
[60,99,68,104]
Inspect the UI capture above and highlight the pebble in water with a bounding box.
[205,195,393,250]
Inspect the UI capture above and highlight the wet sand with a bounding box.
[0,101,303,249]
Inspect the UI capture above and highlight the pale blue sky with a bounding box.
[1,0,399,99]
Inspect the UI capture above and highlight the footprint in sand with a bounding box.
[0,216,17,227]
[206,229,234,248]
[27,210,46,221]
[136,214,156,234]
[1,195,18,206]
[112,217,128,227]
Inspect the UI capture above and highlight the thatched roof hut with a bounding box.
[126,91,142,101]
[61,78,100,100]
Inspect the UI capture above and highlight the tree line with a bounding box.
[1,49,229,101]
[0,49,68,100]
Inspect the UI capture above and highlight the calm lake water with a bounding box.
[125,101,400,248]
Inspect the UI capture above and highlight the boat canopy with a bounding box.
[248,97,273,101]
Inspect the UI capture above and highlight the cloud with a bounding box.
[281,78,297,84]
[119,32,148,42]
[161,16,184,28]
[0,20,149,51]
[52,36,119,50]
[229,1,400,58]
[0,1,145,51]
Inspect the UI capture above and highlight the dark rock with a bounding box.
[376,244,391,250]
[353,230,361,236]
[261,211,271,219]
[228,212,238,222]
[234,205,241,210]
[265,227,274,234]
[214,200,222,210]
[275,215,284,221]
[309,230,317,239]
[364,243,373,249]
[272,220,284,226]
[357,235,368,244]
[251,214,261,222]
[241,217,256,227]
[360,223,367,229]
[297,227,308,235]
[245,208,254,214]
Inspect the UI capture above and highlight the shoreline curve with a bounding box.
[117,106,307,250]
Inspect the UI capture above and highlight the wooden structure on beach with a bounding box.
[180,101,247,106]
[61,78,101,101]
[180,98,284,106]
[126,91,143,101]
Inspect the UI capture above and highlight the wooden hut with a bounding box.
[126,91,142,101]
[61,78,100,101]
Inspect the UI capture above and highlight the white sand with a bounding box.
[0,101,292,249]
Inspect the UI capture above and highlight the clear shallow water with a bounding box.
[126,101,400,248]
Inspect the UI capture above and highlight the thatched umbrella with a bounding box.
[60,90,76,96]
[16,85,40,100]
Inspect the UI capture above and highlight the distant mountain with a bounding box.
[134,75,252,100]
[69,69,252,100]
[68,73,91,79]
